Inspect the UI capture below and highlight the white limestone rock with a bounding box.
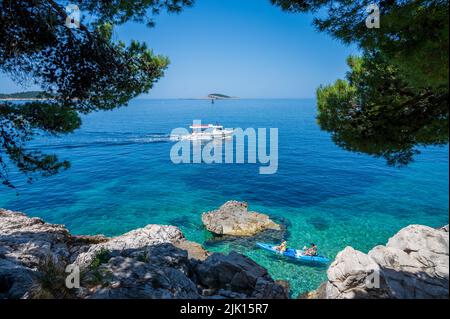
[201,201,281,236]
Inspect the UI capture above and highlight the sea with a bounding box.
[1,99,448,296]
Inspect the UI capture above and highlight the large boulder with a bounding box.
[194,251,289,299]
[0,209,71,267]
[322,224,449,299]
[0,258,36,299]
[83,246,289,299]
[73,224,209,268]
[201,201,281,236]
[0,209,72,298]
[81,244,200,299]
[368,225,449,299]
[325,247,391,299]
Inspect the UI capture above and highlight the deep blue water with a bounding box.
[1,99,448,296]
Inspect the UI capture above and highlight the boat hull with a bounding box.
[175,129,234,141]
[256,243,330,265]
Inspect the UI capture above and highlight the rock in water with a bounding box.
[201,201,281,236]
[323,224,449,299]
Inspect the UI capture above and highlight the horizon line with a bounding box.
[136,97,317,100]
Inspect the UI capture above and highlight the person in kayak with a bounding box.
[274,240,287,253]
[303,243,318,256]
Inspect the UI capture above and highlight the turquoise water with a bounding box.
[1,99,448,296]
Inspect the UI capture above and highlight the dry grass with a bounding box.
[27,258,75,299]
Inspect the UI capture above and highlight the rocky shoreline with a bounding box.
[301,224,449,299]
[1,206,448,299]
[0,208,288,299]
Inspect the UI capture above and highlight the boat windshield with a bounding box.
[190,125,223,132]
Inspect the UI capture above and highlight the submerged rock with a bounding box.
[298,282,327,299]
[322,224,449,299]
[201,201,281,237]
[307,216,330,231]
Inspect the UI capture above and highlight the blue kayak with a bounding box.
[256,243,330,265]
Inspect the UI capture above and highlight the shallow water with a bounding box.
[1,99,448,297]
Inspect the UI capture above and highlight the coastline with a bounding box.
[1,207,448,299]
[177,97,240,100]
[0,97,242,101]
[0,98,51,101]
[0,208,289,299]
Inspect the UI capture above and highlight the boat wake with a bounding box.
[29,132,172,150]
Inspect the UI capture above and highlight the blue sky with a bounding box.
[0,0,358,98]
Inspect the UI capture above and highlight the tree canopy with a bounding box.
[273,0,449,165]
[0,0,193,187]
[1,1,448,187]
[272,0,448,89]
[317,53,448,166]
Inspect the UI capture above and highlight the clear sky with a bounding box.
[0,0,358,98]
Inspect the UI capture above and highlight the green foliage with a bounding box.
[82,249,113,286]
[0,91,49,99]
[272,0,449,89]
[317,52,448,166]
[90,249,111,270]
[0,102,79,187]
[28,258,75,299]
[136,252,149,263]
[273,0,449,164]
[0,0,192,187]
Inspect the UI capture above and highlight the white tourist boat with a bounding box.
[180,124,234,141]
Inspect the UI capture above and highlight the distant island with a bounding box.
[181,93,239,101]
[207,93,238,100]
[0,91,50,100]
[1,91,239,101]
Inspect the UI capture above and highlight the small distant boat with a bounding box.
[256,243,330,265]
[179,124,234,141]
